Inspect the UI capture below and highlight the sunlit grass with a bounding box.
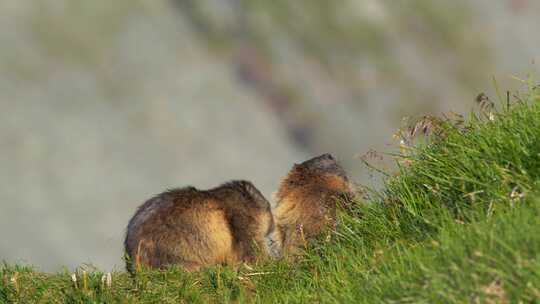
[2,84,540,303]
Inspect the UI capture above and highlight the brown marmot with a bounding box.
[124,180,281,272]
[273,154,353,254]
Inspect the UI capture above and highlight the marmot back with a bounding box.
[273,154,353,254]
[124,180,281,272]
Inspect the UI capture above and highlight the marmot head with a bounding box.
[277,153,354,199]
[298,154,347,178]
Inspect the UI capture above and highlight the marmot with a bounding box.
[273,154,353,254]
[124,180,281,272]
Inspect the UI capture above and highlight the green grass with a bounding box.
[2,84,540,303]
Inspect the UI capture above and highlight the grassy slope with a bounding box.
[1,84,539,303]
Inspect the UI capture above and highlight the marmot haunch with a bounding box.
[124,180,281,272]
[273,154,353,253]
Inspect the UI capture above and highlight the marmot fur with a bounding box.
[273,154,353,253]
[124,180,281,272]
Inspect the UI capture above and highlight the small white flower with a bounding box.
[510,186,525,200]
[71,273,78,289]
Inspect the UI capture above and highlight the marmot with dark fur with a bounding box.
[273,154,353,254]
[124,180,281,272]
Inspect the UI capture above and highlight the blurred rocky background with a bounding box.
[1,0,539,271]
